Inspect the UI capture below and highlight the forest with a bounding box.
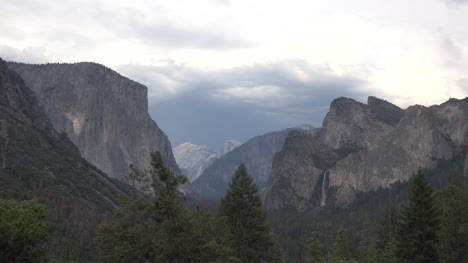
[1,152,467,263]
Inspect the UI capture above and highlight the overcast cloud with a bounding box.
[118,60,365,147]
[1,0,467,148]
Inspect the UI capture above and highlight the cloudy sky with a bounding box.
[1,0,468,149]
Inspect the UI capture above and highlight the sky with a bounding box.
[1,0,468,149]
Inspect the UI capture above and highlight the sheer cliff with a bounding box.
[0,58,132,209]
[7,62,180,184]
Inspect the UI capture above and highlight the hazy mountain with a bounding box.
[264,96,468,211]
[174,142,218,182]
[174,140,241,182]
[193,125,318,199]
[7,61,180,185]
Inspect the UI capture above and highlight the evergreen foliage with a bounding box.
[395,170,440,263]
[437,174,468,263]
[0,199,50,263]
[376,204,398,263]
[97,152,236,263]
[358,218,380,263]
[306,231,325,263]
[218,164,283,263]
[331,227,353,262]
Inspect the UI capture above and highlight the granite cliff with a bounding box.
[264,96,468,211]
[0,57,132,209]
[193,125,318,199]
[7,62,180,184]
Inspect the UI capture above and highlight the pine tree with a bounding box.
[395,170,440,263]
[358,218,380,263]
[376,204,398,263]
[331,227,352,262]
[218,164,283,263]
[98,152,235,263]
[437,174,468,263]
[306,231,325,263]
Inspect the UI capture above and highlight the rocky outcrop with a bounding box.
[319,97,401,149]
[265,97,468,211]
[193,125,318,199]
[0,58,132,209]
[7,62,180,184]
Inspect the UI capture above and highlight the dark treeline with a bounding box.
[1,152,283,263]
[1,152,468,263]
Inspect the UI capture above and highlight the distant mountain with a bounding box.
[0,57,133,218]
[7,61,180,185]
[174,140,241,182]
[264,96,468,212]
[192,125,318,199]
[174,143,218,182]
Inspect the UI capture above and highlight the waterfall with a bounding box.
[321,170,328,206]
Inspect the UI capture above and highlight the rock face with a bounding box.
[264,96,468,211]
[7,62,180,184]
[173,142,218,182]
[193,125,318,199]
[0,58,132,209]
[319,96,403,149]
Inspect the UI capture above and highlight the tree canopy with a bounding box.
[218,164,283,263]
[395,170,440,263]
[0,199,50,263]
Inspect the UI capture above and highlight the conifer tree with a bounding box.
[306,231,325,263]
[98,152,236,263]
[218,164,283,263]
[358,218,380,263]
[0,199,50,263]
[395,170,440,263]
[437,174,468,263]
[376,204,398,263]
[331,227,352,262]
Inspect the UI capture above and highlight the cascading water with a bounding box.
[320,170,328,206]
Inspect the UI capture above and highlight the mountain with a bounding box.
[7,61,180,184]
[174,140,241,182]
[193,125,318,199]
[0,58,134,249]
[173,142,218,182]
[0,57,132,204]
[264,96,468,211]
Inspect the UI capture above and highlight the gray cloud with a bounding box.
[0,0,251,51]
[92,5,252,50]
[118,60,366,148]
[438,34,463,67]
[0,45,49,64]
